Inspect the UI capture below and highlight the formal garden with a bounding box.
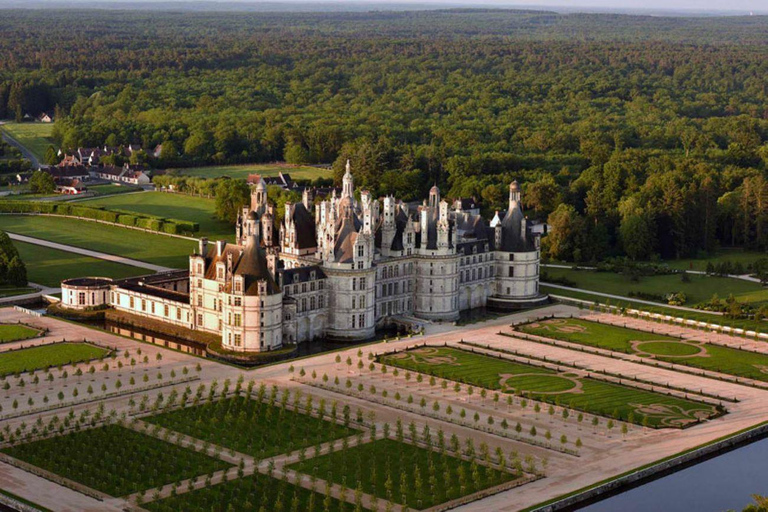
[144,471,349,512]
[2,424,230,496]
[289,435,521,510]
[379,346,721,428]
[518,317,768,383]
[0,323,42,343]
[0,342,109,377]
[144,386,359,459]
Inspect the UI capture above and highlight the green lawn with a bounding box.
[0,215,195,269]
[81,184,143,197]
[0,122,55,161]
[15,241,145,287]
[543,267,768,306]
[2,424,229,497]
[541,285,768,334]
[145,396,358,459]
[518,317,768,383]
[145,471,347,512]
[662,248,768,272]
[0,285,36,298]
[289,438,518,509]
[0,324,41,343]
[379,347,719,427]
[79,191,233,240]
[169,163,332,181]
[0,342,108,376]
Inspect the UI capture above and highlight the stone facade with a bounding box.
[60,163,545,352]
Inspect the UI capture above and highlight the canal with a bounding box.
[575,435,768,512]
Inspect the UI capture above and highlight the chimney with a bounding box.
[198,237,208,256]
[216,240,226,257]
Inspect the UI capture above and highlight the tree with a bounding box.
[28,170,55,194]
[619,211,656,260]
[43,145,60,165]
[215,179,250,223]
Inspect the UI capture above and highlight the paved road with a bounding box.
[0,124,43,170]
[7,232,173,272]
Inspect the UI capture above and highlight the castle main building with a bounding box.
[61,163,545,353]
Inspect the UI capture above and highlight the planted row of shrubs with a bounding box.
[0,201,199,235]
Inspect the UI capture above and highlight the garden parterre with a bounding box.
[379,346,720,428]
[0,342,109,377]
[518,317,768,383]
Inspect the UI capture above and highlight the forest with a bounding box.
[1,9,768,261]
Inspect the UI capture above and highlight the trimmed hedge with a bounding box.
[0,201,199,235]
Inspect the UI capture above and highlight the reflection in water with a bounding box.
[575,434,768,512]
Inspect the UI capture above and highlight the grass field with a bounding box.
[0,285,36,298]
[663,248,768,272]
[519,317,768,383]
[542,267,768,306]
[2,424,229,497]
[0,122,55,161]
[79,191,233,240]
[289,438,518,509]
[145,471,347,512]
[0,324,41,343]
[541,285,768,334]
[0,215,195,268]
[380,347,719,427]
[81,184,143,197]
[15,241,144,287]
[145,396,358,459]
[0,342,108,376]
[169,163,332,181]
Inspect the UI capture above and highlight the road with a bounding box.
[6,232,174,272]
[0,122,43,170]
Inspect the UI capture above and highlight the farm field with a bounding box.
[0,342,108,376]
[380,346,719,427]
[145,395,358,459]
[289,437,519,509]
[0,122,54,161]
[0,215,195,268]
[145,471,347,512]
[518,318,768,383]
[14,241,144,287]
[542,267,768,306]
[2,424,230,497]
[80,191,233,240]
[0,323,41,343]
[168,163,332,181]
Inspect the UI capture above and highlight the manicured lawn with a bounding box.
[0,122,55,161]
[81,184,143,197]
[663,248,768,272]
[0,215,195,268]
[0,323,41,343]
[380,347,719,427]
[289,438,518,509]
[80,191,233,240]
[169,163,332,181]
[519,317,768,383]
[540,284,768,334]
[15,241,144,287]
[145,472,348,512]
[144,396,358,459]
[0,342,108,376]
[0,285,36,298]
[543,267,768,306]
[2,424,229,497]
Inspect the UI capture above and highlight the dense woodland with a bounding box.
[2,9,768,261]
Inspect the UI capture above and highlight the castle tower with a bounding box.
[342,160,354,199]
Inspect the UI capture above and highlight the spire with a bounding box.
[342,159,354,198]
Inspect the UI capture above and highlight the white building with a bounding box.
[60,163,545,352]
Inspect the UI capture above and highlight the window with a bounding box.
[310,296,316,309]
[141,299,146,312]
[359,314,365,327]
[234,334,242,346]
[352,279,357,291]
[176,308,181,320]
[302,298,307,311]
[234,313,242,327]
[352,315,356,329]
[319,295,324,308]
[234,297,242,307]
[197,313,203,325]
[197,295,203,307]
[235,281,241,292]
[164,305,169,317]
[302,283,307,293]
[357,245,364,258]
[508,266,514,277]
[129,297,134,308]
[78,292,85,304]
[509,254,515,261]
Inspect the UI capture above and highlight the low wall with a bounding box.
[536,422,768,511]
